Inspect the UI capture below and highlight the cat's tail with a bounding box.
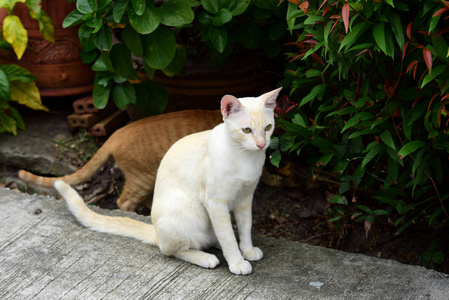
[54,180,157,245]
[19,145,111,188]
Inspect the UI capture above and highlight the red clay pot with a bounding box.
[0,1,94,97]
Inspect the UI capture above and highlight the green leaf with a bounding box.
[361,144,383,169]
[357,205,374,215]
[86,18,102,34]
[209,25,228,53]
[385,0,395,7]
[93,25,112,50]
[421,65,446,88]
[223,0,250,16]
[339,21,371,52]
[8,105,24,131]
[162,46,187,77]
[122,25,143,57]
[3,15,28,59]
[93,77,111,109]
[213,8,232,26]
[63,9,85,28]
[341,112,373,132]
[129,4,161,34]
[92,51,114,72]
[0,69,10,101]
[0,109,17,135]
[112,82,136,110]
[76,0,97,14]
[113,0,130,23]
[110,43,137,79]
[380,130,396,150]
[331,195,348,205]
[420,251,432,264]
[269,149,282,167]
[133,80,168,115]
[433,252,445,265]
[201,0,220,14]
[143,26,176,69]
[397,141,425,159]
[159,0,195,26]
[372,23,388,55]
[132,0,145,16]
[298,84,327,108]
[0,64,36,83]
[316,152,334,167]
[395,220,413,235]
[390,12,404,50]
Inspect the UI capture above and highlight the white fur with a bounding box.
[54,88,282,275]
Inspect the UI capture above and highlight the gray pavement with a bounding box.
[1,187,448,299]
[0,110,448,299]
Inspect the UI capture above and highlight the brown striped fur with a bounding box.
[19,109,222,211]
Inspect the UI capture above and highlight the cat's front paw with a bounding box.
[198,253,220,269]
[243,247,263,261]
[229,260,252,275]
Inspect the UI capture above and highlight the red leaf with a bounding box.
[406,60,418,74]
[355,49,368,57]
[311,53,325,65]
[423,48,433,74]
[402,40,411,61]
[442,1,449,8]
[406,22,412,39]
[427,93,439,113]
[342,3,350,33]
[287,0,301,4]
[413,63,418,80]
[299,1,309,13]
[322,6,331,17]
[329,14,342,19]
[433,7,449,17]
[318,0,328,11]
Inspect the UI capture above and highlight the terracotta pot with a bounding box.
[0,1,94,97]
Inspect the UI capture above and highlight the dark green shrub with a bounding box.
[272,0,449,234]
[63,0,286,115]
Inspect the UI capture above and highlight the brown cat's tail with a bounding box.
[18,146,111,187]
[54,180,157,245]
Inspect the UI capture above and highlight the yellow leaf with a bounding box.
[38,11,55,43]
[3,15,28,59]
[10,80,49,111]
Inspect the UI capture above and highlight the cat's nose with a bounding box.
[257,143,266,149]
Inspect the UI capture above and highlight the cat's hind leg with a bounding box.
[117,175,153,212]
[174,250,220,269]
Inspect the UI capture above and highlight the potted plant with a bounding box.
[62,0,287,117]
[0,0,52,135]
[0,0,95,97]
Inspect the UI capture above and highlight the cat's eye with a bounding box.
[242,127,252,134]
[265,124,273,131]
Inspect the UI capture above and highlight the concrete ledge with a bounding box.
[1,187,448,299]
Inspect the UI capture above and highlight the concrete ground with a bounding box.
[1,187,448,300]
[0,110,448,299]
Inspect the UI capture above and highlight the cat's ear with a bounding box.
[221,95,242,119]
[261,87,282,110]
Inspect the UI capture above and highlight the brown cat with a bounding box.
[19,109,222,211]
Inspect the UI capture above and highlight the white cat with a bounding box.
[54,88,281,275]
